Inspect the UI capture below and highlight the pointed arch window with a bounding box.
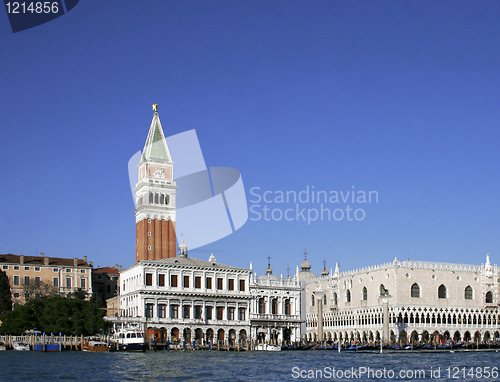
[323,295,327,306]
[411,283,420,298]
[333,292,338,306]
[438,284,447,299]
[149,192,153,203]
[160,194,165,204]
[486,291,493,303]
[362,287,368,301]
[154,193,159,204]
[311,295,315,306]
[464,286,473,300]
[346,290,351,303]
[165,195,169,205]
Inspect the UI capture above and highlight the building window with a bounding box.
[360,287,367,301]
[195,276,201,289]
[158,304,166,318]
[216,307,224,320]
[464,286,473,300]
[206,277,212,289]
[346,290,351,303]
[13,266,19,270]
[271,299,278,314]
[34,276,41,286]
[80,278,86,288]
[53,277,59,287]
[333,293,338,306]
[194,306,202,319]
[228,279,234,291]
[206,306,213,320]
[66,277,72,289]
[284,299,291,315]
[24,276,30,286]
[160,194,165,204]
[34,267,40,272]
[158,274,165,287]
[145,303,154,318]
[13,275,20,286]
[438,284,447,299]
[311,295,315,306]
[238,307,246,321]
[145,273,153,286]
[217,278,223,290]
[155,193,159,204]
[13,292,20,298]
[149,192,153,203]
[323,295,327,305]
[165,195,169,205]
[80,269,86,273]
[170,275,178,287]
[239,279,245,291]
[2,265,8,270]
[65,268,71,273]
[183,275,189,288]
[486,291,493,303]
[53,268,58,272]
[183,305,190,319]
[227,307,235,320]
[258,298,265,314]
[411,283,420,298]
[170,305,178,318]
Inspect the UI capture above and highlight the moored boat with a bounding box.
[255,343,281,351]
[12,341,30,351]
[82,340,111,352]
[112,326,146,351]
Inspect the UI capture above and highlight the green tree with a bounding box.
[0,269,13,316]
[0,295,111,335]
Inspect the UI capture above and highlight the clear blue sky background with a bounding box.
[1,1,500,277]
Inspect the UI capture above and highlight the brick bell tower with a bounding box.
[135,104,177,262]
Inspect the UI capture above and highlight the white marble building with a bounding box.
[302,254,500,345]
[249,262,303,345]
[114,244,304,346]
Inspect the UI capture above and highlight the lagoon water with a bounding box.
[2,350,500,381]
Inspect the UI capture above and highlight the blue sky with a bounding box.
[1,1,500,277]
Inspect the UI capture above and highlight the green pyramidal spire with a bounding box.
[141,107,172,163]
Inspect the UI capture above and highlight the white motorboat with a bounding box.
[112,326,146,351]
[254,343,281,351]
[12,341,30,351]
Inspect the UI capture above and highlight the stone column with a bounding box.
[313,290,326,343]
[379,292,392,344]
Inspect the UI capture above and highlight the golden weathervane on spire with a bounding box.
[152,104,158,112]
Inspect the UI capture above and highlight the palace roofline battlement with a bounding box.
[308,259,498,282]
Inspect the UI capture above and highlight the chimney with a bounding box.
[115,263,118,269]
[83,256,87,263]
[20,255,24,264]
[40,253,44,257]
[44,257,49,266]
[74,258,78,267]
[119,265,122,271]
[89,261,93,267]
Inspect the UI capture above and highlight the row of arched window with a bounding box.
[149,192,170,205]
[315,284,494,306]
[258,298,292,315]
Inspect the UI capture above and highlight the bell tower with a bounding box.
[135,104,177,262]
